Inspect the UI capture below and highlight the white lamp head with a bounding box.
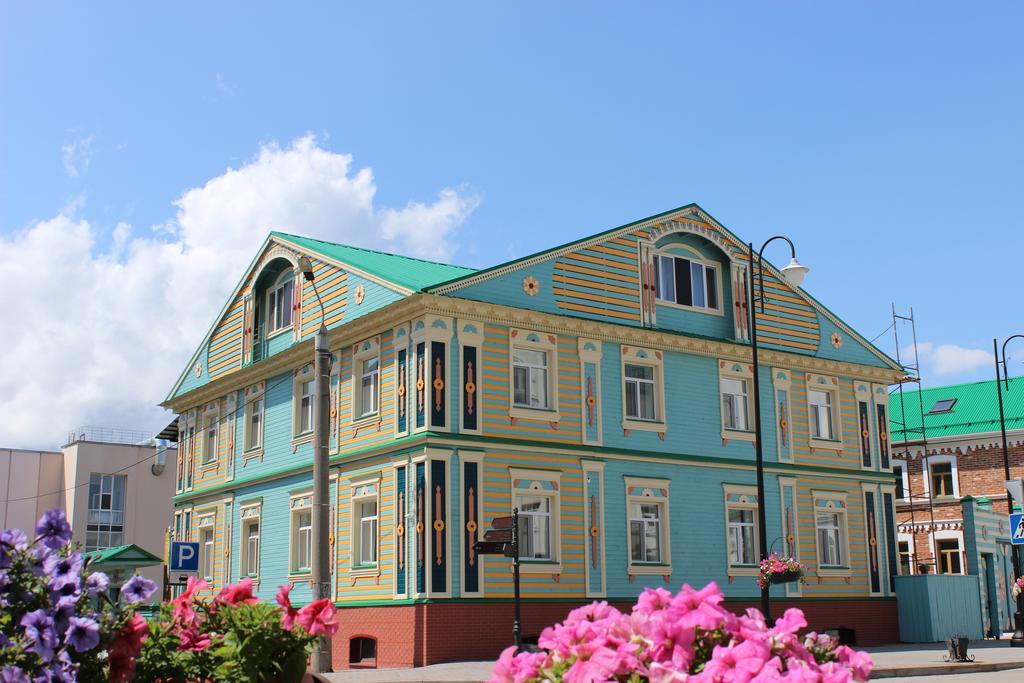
[780,257,809,287]
[297,256,315,282]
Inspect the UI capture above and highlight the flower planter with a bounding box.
[769,569,802,585]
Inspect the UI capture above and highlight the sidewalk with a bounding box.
[866,640,1024,678]
[321,641,1024,682]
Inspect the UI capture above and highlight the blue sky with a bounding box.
[2,2,1022,445]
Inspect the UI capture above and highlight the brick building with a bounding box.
[890,377,1023,633]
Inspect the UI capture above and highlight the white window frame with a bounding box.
[892,459,910,501]
[244,387,265,453]
[265,271,294,337]
[292,365,315,440]
[239,503,261,579]
[812,492,851,576]
[723,485,760,574]
[652,247,723,315]
[509,468,562,573]
[624,476,672,575]
[86,473,126,552]
[897,532,915,575]
[198,515,215,581]
[922,454,960,499]
[200,404,219,466]
[620,346,666,433]
[507,329,560,423]
[351,337,382,424]
[806,374,843,451]
[289,492,313,576]
[350,477,380,572]
[931,530,966,575]
[719,361,755,442]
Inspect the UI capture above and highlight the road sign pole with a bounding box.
[512,507,522,650]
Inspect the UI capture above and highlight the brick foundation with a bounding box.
[329,598,898,669]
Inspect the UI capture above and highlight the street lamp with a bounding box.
[993,335,1024,647]
[300,256,334,672]
[747,236,809,621]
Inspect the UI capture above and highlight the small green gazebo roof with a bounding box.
[83,544,163,569]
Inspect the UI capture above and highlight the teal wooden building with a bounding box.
[163,204,905,667]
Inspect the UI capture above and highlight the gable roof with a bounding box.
[889,376,1024,442]
[83,543,163,569]
[428,202,901,372]
[272,232,476,292]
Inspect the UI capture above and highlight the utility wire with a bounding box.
[0,368,304,505]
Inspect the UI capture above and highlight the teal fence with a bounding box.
[894,574,984,642]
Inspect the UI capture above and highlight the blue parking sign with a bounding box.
[169,541,200,572]
[1010,514,1024,546]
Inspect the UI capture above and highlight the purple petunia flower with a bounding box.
[85,571,109,597]
[120,573,157,603]
[0,666,29,683]
[28,546,53,577]
[35,510,72,550]
[0,529,27,569]
[20,609,58,662]
[64,616,100,652]
[52,597,77,636]
[45,553,83,598]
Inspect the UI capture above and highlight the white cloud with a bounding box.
[0,135,477,448]
[61,134,94,177]
[912,342,991,378]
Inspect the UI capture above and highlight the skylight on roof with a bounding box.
[928,398,957,414]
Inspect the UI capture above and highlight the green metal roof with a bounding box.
[272,232,476,292]
[889,376,1024,442]
[83,543,163,569]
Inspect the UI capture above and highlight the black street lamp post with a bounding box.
[746,237,809,621]
[993,335,1024,646]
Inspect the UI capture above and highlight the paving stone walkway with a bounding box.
[320,640,1024,681]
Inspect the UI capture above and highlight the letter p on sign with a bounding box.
[170,541,200,572]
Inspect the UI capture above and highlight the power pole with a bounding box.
[300,252,334,674]
[311,322,333,671]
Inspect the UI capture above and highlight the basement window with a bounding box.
[928,398,956,414]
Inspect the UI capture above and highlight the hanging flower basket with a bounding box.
[1013,577,1024,600]
[770,568,803,585]
[758,552,807,589]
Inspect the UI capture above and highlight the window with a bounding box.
[625,477,671,573]
[815,510,846,567]
[86,474,126,551]
[201,527,215,580]
[809,389,835,441]
[516,495,552,560]
[245,396,264,451]
[937,538,963,574]
[654,254,719,311]
[721,377,750,432]
[349,637,377,667]
[267,277,294,334]
[893,464,905,499]
[295,510,311,572]
[296,378,314,435]
[359,357,380,417]
[930,462,955,497]
[629,502,662,563]
[290,494,313,574]
[358,500,378,565]
[929,398,957,414]
[898,540,912,575]
[512,348,550,409]
[239,507,260,578]
[624,363,657,421]
[728,509,758,566]
[201,417,218,464]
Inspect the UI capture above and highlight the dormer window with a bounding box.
[654,254,719,311]
[267,276,294,334]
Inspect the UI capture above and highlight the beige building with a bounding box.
[1,427,177,595]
